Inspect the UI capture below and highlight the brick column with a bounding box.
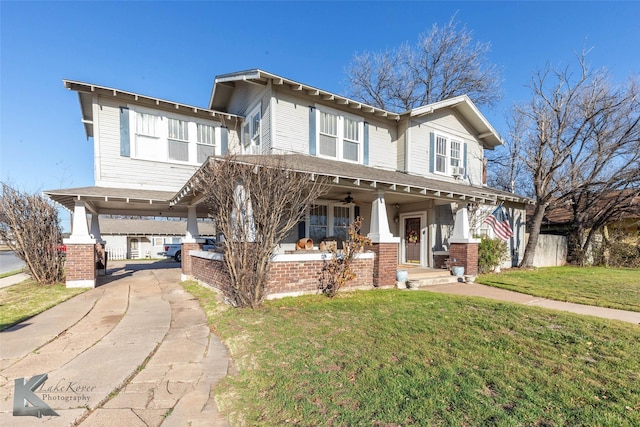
[65,243,96,288]
[368,242,399,288]
[181,241,203,279]
[449,242,479,276]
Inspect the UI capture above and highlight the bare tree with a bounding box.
[345,16,502,112]
[515,52,640,267]
[486,113,531,195]
[194,155,328,308]
[0,182,65,284]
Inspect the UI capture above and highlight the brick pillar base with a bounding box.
[181,242,203,278]
[368,242,398,288]
[449,242,479,276]
[65,243,97,288]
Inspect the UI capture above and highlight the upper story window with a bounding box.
[196,124,216,163]
[129,106,219,165]
[317,107,363,163]
[136,112,159,137]
[432,132,465,178]
[243,104,261,154]
[168,118,189,161]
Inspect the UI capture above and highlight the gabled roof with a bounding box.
[63,80,242,139]
[208,69,503,148]
[408,95,504,148]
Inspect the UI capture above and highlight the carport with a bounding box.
[44,186,210,287]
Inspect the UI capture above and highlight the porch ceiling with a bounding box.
[172,154,533,208]
[44,186,211,218]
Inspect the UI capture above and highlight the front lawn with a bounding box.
[183,283,640,426]
[477,266,640,312]
[0,280,87,330]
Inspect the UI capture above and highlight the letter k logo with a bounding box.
[13,374,59,417]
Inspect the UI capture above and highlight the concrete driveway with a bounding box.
[0,260,230,426]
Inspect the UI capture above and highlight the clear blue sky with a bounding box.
[1,1,639,226]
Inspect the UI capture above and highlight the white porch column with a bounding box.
[183,205,200,243]
[232,182,256,242]
[367,190,400,243]
[66,201,96,244]
[90,214,105,244]
[449,207,479,244]
[64,201,97,288]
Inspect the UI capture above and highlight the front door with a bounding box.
[404,217,421,264]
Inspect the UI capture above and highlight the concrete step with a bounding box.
[407,275,461,288]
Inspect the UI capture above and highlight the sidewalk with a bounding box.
[0,261,230,426]
[422,282,640,324]
[0,272,30,289]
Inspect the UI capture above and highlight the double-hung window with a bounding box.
[435,135,448,174]
[243,105,261,154]
[317,107,363,163]
[307,202,353,243]
[196,124,215,163]
[433,133,465,177]
[168,118,189,161]
[136,112,159,137]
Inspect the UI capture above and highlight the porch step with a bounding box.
[406,275,461,288]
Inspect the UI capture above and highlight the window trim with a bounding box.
[433,131,465,177]
[306,201,354,242]
[242,103,261,154]
[315,105,364,164]
[128,105,221,165]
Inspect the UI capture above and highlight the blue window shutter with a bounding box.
[298,221,306,239]
[363,122,369,165]
[119,107,130,157]
[463,143,468,179]
[309,107,317,156]
[429,132,435,173]
[220,127,228,155]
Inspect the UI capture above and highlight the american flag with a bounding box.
[484,206,513,241]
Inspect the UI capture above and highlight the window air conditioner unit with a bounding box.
[452,166,465,178]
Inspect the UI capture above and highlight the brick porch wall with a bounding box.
[366,243,398,288]
[449,242,479,276]
[65,244,96,282]
[181,242,202,276]
[190,253,375,298]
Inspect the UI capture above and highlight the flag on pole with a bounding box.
[484,206,513,241]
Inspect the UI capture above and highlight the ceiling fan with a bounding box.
[343,192,355,204]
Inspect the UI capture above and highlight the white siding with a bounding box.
[407,108,483,182]
[367,118,397,170]
[260,89,271,154]
[94,97,224,191]
[272,91,311,155]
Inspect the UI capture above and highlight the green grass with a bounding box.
[477,267,640,312]
[184,284,640,426]
[0,279,87,330]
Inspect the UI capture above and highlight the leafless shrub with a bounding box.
[0,182,65,284]
[194,155,328,308]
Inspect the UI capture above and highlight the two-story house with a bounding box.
[46,69,530,290]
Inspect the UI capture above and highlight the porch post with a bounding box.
[181,205,202,281]
[90,214,107,276]
[64,201,97,288]
[367,190,400,288]
[449,207,480,276]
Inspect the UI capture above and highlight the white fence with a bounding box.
[106,247,128,261]
[531,234,567,267]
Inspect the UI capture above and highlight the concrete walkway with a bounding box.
[0,261,230,426]
[422,281,640,324]
[0,272,30,289]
